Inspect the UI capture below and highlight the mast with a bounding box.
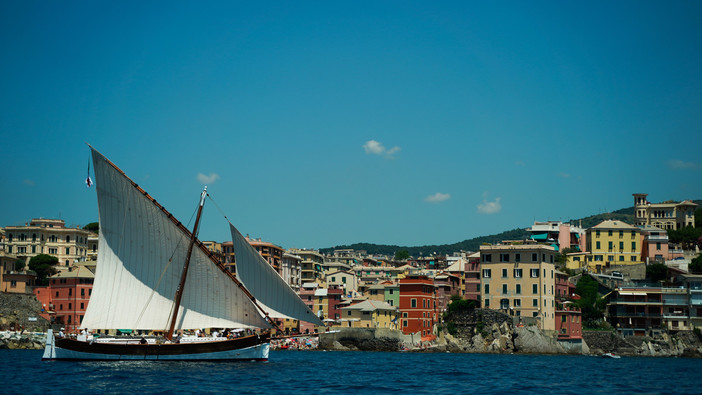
[166,186,208,340]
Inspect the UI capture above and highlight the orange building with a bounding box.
[399,275,437,338]
[33,265,95,333]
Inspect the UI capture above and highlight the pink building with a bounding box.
[639,225,669,263]
[528,221,586,252]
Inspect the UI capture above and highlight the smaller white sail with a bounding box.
[230,224,324,326]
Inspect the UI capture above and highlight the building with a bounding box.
[555,301,582,340]
[201,241,225,264]
[221,237,284,274]
[341,300,399,329]
[633,193,697,230]
[1,250,35,293]
[281,252,302,292]
[638,225,669,264]
[4,219,92,268]
[585,220,643,273]
[399,275,437,338]
[527,221,586,252]
[676,274,702,330]
[326,270,358,296]
[33,264,95,333]
[289,249,325,284]
[480,244,557,331]
[608,285,692,336]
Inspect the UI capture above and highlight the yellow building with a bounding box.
[4,219,91,269]
[341,299,399,329]
[480,244,557,331]
[585,220,642,273]
[288,248,325,284]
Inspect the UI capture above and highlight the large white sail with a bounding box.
[82,148,270,331]
[230,224,324,326]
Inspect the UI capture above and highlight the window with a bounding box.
[619,256,624,261]
[502,284,508,294]
[502,268,508,278]
[596,230,600,237]
[482,254,492,262]
[411,299,417,308]
[81,289,85,296]
[484,299,490,307]
[631,230,636,237]
[514,298,521,307]
[500,299,509,309]
[562,315,567,323]
[516,284,521,294]
[631,256,636,262]
[80,303,84,309]
[533,299,538,307]
[484,284,489,294]
[533,284,538,294]
[66,235,71,243]
[66,247,70,255]
[531,253,538,262]
[331,277,336,282]
[596,241,601,249]
[619,242,624,250]
[608,230,613,236]
[608,255,614,261]
[6,246,11,253]
[656,242,661,250]
[500,253,509,262]
[403,320,408,327]
[515,253,521,262]
[595,255,603,261]
[530,269,539,278]
[482,269,491,278]
[632,242,636,250]
[69,288,72,296]
[608,241,613,250]
[514,269,522,278]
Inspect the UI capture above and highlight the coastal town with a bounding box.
[1,192,701,356]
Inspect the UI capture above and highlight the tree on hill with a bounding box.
[394,250,410,261]
[668,226,702,249]
[690,255,702,274]
[28,254,58,286]
[82,222,99,233]
[646,263,668,283]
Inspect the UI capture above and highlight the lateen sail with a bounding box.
[82,148,269,331]
[230,224,324,326]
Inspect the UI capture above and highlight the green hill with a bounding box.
[320,201,701,257]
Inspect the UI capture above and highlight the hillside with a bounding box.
[320,201,700,257]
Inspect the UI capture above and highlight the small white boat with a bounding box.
[601,352,621,359]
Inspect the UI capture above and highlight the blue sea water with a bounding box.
[2,350,702,394]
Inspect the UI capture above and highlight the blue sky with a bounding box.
[1,1,701,249]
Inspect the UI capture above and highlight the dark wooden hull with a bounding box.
[43,332,270,361]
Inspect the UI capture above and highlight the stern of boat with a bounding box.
[42,329,56,360]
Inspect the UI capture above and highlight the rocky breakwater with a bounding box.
[319,328,406,351]
[440,308,574,354]
[583,330,702,357]
[0,331,45,350]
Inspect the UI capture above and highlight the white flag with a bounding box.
[86,176,93,188]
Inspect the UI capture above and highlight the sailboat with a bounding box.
[42,146,323,361]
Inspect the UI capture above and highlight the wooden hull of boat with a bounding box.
[42,330,270,361]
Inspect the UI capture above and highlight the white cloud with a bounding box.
[477,197,502,214]
[668,159,702,170]
[197,172,220,184]
[363,140,400,158]
[23,179,35,186]
[424,192,451,203]
[558,172,571,178]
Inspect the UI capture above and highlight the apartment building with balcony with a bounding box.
[676,274,702,330]
[585,220,642,273]
[289,248,325,284]
[1,250,34,293]
[4,219,91,268]
[633,193,697,230]
[480,244,557,331]
[555,301,582,341]
[608,285,691,336]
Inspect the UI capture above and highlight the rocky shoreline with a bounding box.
[319,309,702,357]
